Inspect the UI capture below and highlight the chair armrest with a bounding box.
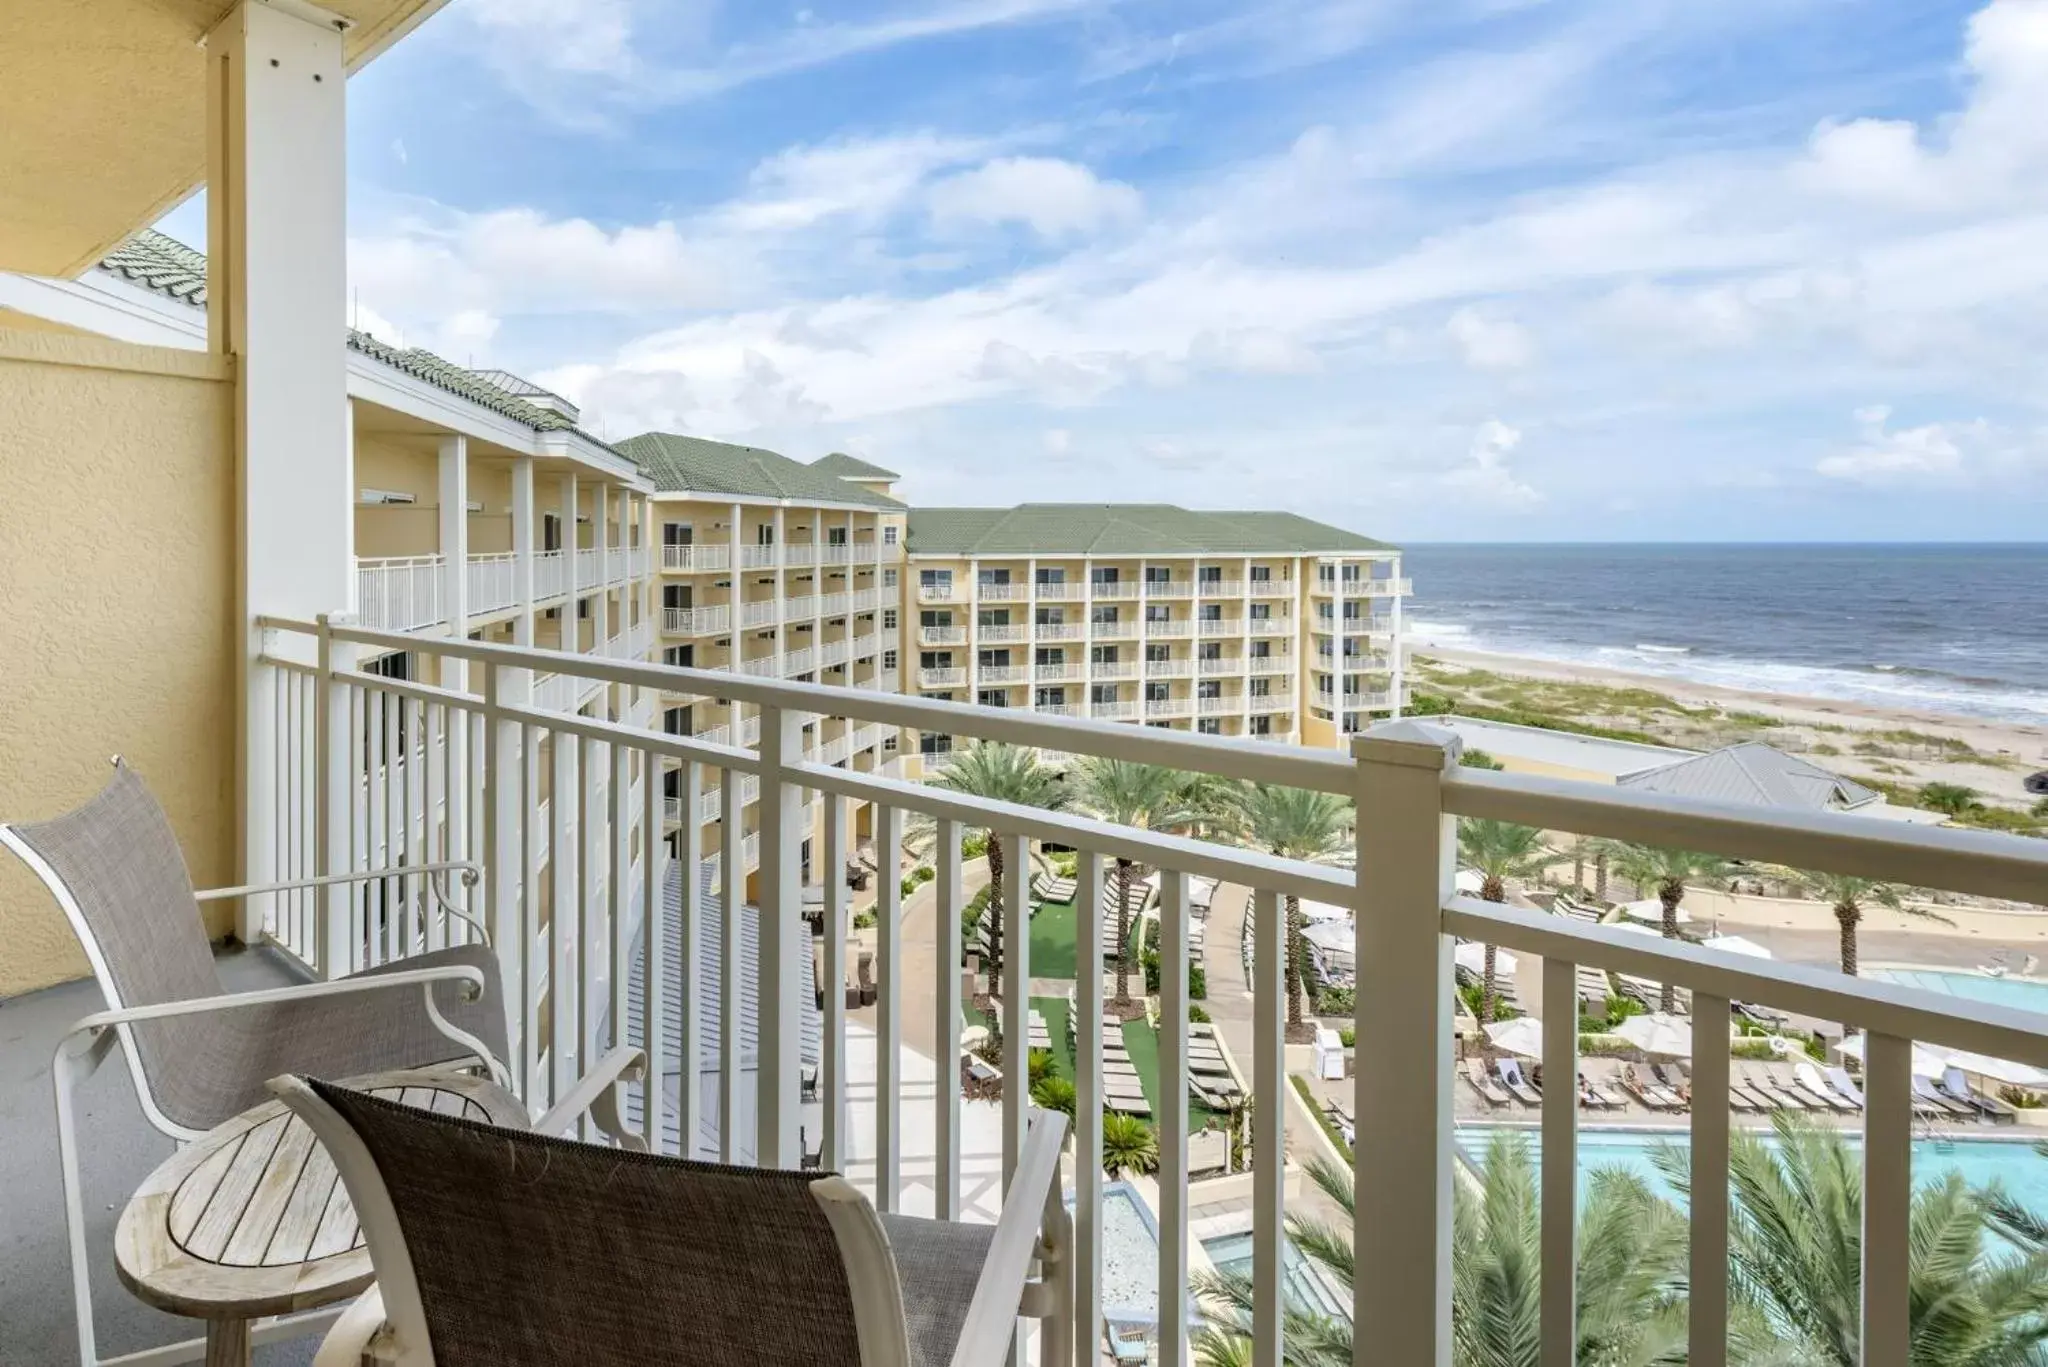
[197,862,489,947]
[315,1287,395,1367]
[947,1108,1070,1367]
[531,1046,649,1150]
[62,964,488,1039]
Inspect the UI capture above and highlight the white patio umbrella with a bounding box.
[1297,899,1350,924]
[1484,1017,1545,1058]
[1838,1034,2048,1088]
[1835,1034,1954,1078]
[1614,1012,1694,1057]
[1620,899,1691,925]
[1454,941,1518,977]
[1454,869,1484,896]
[1699,933,1772,960]
[1302,919,1355,956]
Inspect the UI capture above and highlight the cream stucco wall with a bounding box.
[0,329,237,996]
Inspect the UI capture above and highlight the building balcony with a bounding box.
[664,604,730,636]
[1202,579,1245,596]
[919,625,966,647]
[1090,619,1139,640]
[356,547,645,633]
[919,667,966,688]
[1198,656,1239,676]
[817,592,850,617]
[1034,702,1083,718]
[1035,621,1083,641]
[1248,655,1292,675]
[1143,696,1194,720]
[1196,618,1239,637]
[664,544,732,572]
[918,583,964,604]
[1034,581,1085,601]
[1034,663,1084,682]
[1195,693,1237,715]
[1144,580,1193,597]
[1092,660,1139,679]
[1143,618,1193,638]
[1091,581,1140,600]
[977,665,1028,685]
[977,582,1027,602]
[1247,619,1293,638]
[739,545,779,570]
[1247,691,1290,712]
[18,617,2042,1367]
[1146,659,1194,678]
[979,624,1029,644]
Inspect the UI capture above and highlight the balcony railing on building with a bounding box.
[239,612,2048,1367]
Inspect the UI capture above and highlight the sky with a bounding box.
[163,0,2048,542]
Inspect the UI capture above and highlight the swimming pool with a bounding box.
[1202,1230,1349,1321]
[1868,966,2048,1015]
[1455,1126,2048,1213]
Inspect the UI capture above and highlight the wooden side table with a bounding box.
[114,1069,526,1367]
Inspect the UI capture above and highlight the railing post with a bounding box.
[757,704,805,1170]
[1351,720,1459,1367]
[315,615,358,980]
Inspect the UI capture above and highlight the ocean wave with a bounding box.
[1636,643,1691,655]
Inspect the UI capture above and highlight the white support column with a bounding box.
[558,474,579,654]
[772,506,787,678]
[757,705,805,1170]
[1024,557,1038,713]
[728,503,743,743]
[1352,720,1458,1365]
[1389,552,1406,719]
[593,483,611,677]
[1081,556,1094,717]
[207,0,352,920]
[438,437,470,920]
[512,458,536,648]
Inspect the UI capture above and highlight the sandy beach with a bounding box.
[1417,645,2048,807]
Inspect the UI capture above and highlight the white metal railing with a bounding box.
[1091,581,1139,599]
[1248,655,1290,674]
[1091,617,1137,637]
[1093,660,1138,679]
[739,655,779,677]
[783,645,816,676]
[978,665,1028,684]
[665,604,730,636]
[1035,703,1082,718]
[1036,622,1083,641]
[783,595,817,621]
[918,583,962,603]
[740,544,778,569]
[1247,577,1289,595]
[1147,659,1193,678]
[818,592,849,617]
[1035,581,1084,600]
[1247,691,1289,712]
[1196,694,1236,715]
[784,545,817,569]
[850,633,879,659]
[252,613,2048,1367]
[920,625,966,646]
[919,667,966,688]
[663,544,731,572]
[1197,618,1238,637]
[851,588,879,613]
[1143,696,1193,720]
[978,582,1026,601]
[979,624,1028,644]
[1035,663,1084,682]
[1144,619,1193,638]
[740,600,779,628]
[819,544,854,566]
[819,639,850,669]
[1145,580,1192,597]
[1198,656,1237,675]
[1204,579,1244,596]
[1358,576,1413,596]
[534,549,568,600]
[467,553,519,616]
[1247,619,1291,637]
[355,555,444,632]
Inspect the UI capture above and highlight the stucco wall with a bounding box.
[0,329,236,996]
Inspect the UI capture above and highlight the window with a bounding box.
[543,513,562,552]
[1035,567,1066,585]
[1342,563,1361,582]
[665,645,695,668]
[1249,603,1272,621]
[1197,718,1222,736]
[1091,605,1119,625]
[978,609,1010,627]
[663,707,688,736]
[1091,645,1120,664]
[827,527,848,545]
[883,525,899,545]
[663,523,693,547]
[883,649,898,669]
[1036,687,1067,707]
[365,651,412,680]
[1198,642,1222,661]
[1197,680,1222,699]
[1144,566,1171,585]
[883,568,898,588]
[1145,604,1171,622]
[882,608,898,629]
[1250,565,1272,583]
[1035,608,1064,625]
[757,524,776,545]
[577,598,589,619]
[1091,683,1118,704]
[1249,715,1272,736]
[1198,603,1223,621]
[1145,682,1170,702]
[920,651,953,669]
[1090,566,1119,586]
[662,584,692,610]
[979,568,1011,586]
[1198,565,1223,585]
[1036,647,1065,665]
[920,610,953,627]
[1146,643,1171,662]
[921,732,952,756]
[978,690,1008,707]
[920,568,951,589]
[1250,677,1271,698]
[1249,640,1271,659]
[978,649,1011,669]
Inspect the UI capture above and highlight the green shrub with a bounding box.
[961,830,990,860]
[1101,1111,1160,1176]
[2034,798,2048,820]
[1142,948,1160,994]
[1461,748,1504,771]
[1578,1033,1635,1057]
[1189,1004,1212,1025]
[1028,1048,1057,1086]
[1318,985,1356,1016]
[915,864,937,885]
[853,905,877,930]
[1338,1027,1356,1048]
[1189,962,1207,1000]
[1031,1075,1077,1117]
[1290,1074,1351,1158]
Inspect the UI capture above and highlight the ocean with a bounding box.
[1400,544,2047,726]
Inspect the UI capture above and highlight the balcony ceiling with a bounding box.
[0,0,444,279]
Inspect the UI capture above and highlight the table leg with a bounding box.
[205,1317,251,1367]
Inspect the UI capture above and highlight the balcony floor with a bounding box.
[0,945,321,1365]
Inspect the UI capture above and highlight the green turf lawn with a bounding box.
[1027,899,1077,979]
[1117,1017,1221,1133]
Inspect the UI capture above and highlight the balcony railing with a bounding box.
[919,667,966,688]
[1144,580,1193,597]
[978,665,1028,684]
[663,543,731,572]
[918,583,963,604]
[739,544,778,569]
[1196,693,1236,715]
[1145,659,1193,678]
[1035,581,1085,600]
[533,548,568,600]
[1092,660,1138,679]
[1142,696,1193,720]
[1248,655,1290,674]
[664,604,730,636]
[245,614,2048,1367]
[1036,622,1083,641]
[1247,618,1292,637]
[467,552,519,616]
[1091,581,1139,599]
[355,555,444,632]
[977,582,1027,601]
[920,625,966,646]
[980,624,1029,644]
[1144,619,1193,638]
[1198,656,1238,675]
[1035,663,1084,682]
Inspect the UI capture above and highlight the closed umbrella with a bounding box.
[1835,1034,1953,1077]
[1614,1012,1694,1057]
[1700,934,1771,960]
[1484,1017,1544,1058]
[1838,1035,2047,1089]
[1620,899,1691,925]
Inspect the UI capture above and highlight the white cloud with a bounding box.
[1445,307,1533,369]
[723,133,991,233]
[927,158,1141,238]
[1442,420,1542,507]
[1816,405,1976,484]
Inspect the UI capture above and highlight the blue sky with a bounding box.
[165,0,2048,541]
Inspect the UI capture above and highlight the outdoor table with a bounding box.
[115,1067,527,1366]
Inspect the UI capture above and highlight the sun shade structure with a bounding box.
[1614,1013,1695,1058]
[1484,1017,1545,1058]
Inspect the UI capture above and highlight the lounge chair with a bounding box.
[1620,1065,1681,1112]
[1826,1066,1866,1108]
[278,1077,1072,1367]
[3,760,515,1367]
[1744,1067,1806,1111]
[1464,1058,1513,1109]
[1914,1075,1977,1120]
[1941,1067,2016,1124]
[1777,1062,1848,1112]
[1729,1076,1778,1111]
[1579,1071,1625,1110]
[1723,1080,1763,1113]
[1651,1063,1693,1105]
[1496,1058,1542,1107]
[1794,1061,1858,1112]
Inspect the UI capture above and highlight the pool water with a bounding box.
[1455,1126,2048,1214]
[1202,1230,1349,1321]
[1868,966,2048,1015]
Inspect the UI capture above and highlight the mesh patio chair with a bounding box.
[1,759,536,1365]
[274,1076,1074,1367]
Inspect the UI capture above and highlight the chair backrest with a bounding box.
[285,1077,893,1367]
[2,761,222,1114]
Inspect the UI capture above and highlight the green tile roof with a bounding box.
[92,230,614,448]
[906,504,1394,556]
[810,451,900,480]
[620,432,905,508]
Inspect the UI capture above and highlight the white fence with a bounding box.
[251,615,2048,1367]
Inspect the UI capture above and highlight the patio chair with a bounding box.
[1462,1058,1512,1109]
[3,759,545,1366]
[276,1076,1073,1367]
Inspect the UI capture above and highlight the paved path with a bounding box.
[852,856,992,1059]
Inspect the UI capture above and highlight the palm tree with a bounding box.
[1100,1110,1159,1177]
[1600,843,1734,1011]
[1920,781,1985,819]
[1654,1114,2048,1365]
[1193,1138,1697,1367]
[1780,869,1946,979]
[1069,758,1196,1009]
[1456,819,1549,1023]
[1227,784,1352,1033]
[904,741,1066,982]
